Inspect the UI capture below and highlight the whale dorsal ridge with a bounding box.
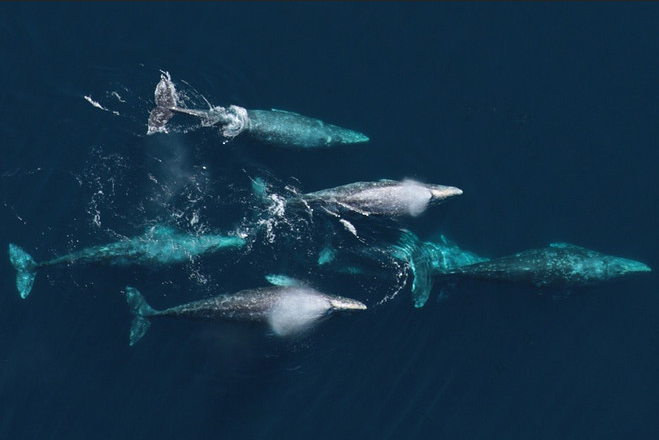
[270,109,302,116]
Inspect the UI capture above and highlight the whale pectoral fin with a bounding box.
[318,205,341,218]
[265,274,306,287]
[317,247,337,266]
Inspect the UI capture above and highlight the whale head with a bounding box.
[428,184,463,204]
[328,296,368,311]
[266,288,365,337]
[547,243,651,285]
[395,180,463,217]
[600,255,651,280]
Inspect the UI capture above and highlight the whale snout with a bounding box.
[329,297,367,311]
[430,185,463,201]
[624,260,652,273]
[347,131,370,143]
[608,256,652,277]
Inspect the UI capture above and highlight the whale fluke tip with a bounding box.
[8,244,37,299]
[147,71,179,135]
[126,286,157,346]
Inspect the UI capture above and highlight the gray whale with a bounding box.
[126,277,367,346]
[147,72,369,149]
[9,225,245,299]
[301,179,463,217]
[444,242,651,288]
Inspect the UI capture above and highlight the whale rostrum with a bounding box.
[8,225,246,299]
[147,71,369,149]
[126,279,367,346]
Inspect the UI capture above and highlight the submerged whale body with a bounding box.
[9,225,246,299]
[391,230,488,307]
[147,72,369,148]
[126,279,367,346]
[313,229,485,308]
[301,179,463,218]
[444,242,651,288]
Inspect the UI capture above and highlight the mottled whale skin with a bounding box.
[126,280,367,345]
[8,225,245,299]
[445,242,651,288]
[245,109,369,148]
[302,179,463,217]
[147,72,369,148]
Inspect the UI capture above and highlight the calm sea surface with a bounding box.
[1,3,657,439]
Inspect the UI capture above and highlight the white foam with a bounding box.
[84,95,120,116]
[110,91,126,103]
[220,105,249,138]
[399,179,432,216]
[267,289,331,336]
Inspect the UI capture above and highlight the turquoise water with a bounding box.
[1,3,657,439]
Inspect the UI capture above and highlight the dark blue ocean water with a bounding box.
[1,3,658,439]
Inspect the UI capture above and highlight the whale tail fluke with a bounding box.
[392,230,434,308]
[408,248,433,308]
[8,244,38,299]
[126,286,157,346]
[147,71,178,135]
